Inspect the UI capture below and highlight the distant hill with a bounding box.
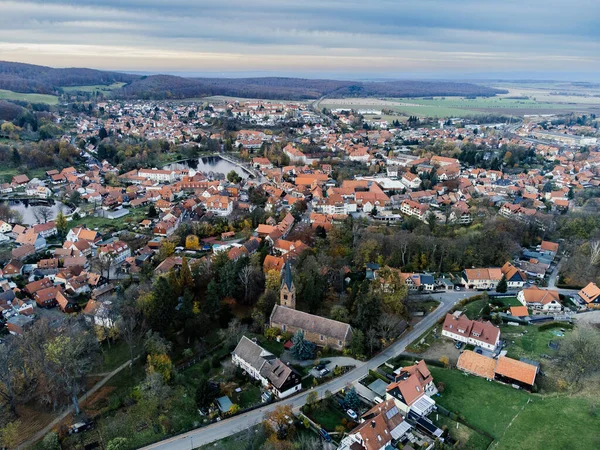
[0,60,506,101]
[0,61,139,95]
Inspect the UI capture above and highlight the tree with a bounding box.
[439,356,450,368]
[55,211,68,238]
[305,390,319,409]
[185,234,199,250]
[180,257,194,289]
[204,279,221,319]
[148,204,158,217]
[106,437,129,450]
[195,377,216,409]
[44,320,99,415]
[0,342,25,416]
[559,325,600,383]
[227,170,242,184]
[289,331,315,360]
[496,275,508,293]
[146,353,173,382]
[263,404,296,441]
[344,387,360,410]
[69,190,82,207]
[40,432,60,450]
[0,421,21,449]
[157,241,175,262]
[33,206,53,224]
[349,329,366,356]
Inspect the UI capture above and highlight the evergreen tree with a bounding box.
[496,275,508,293]
[344,387,360,410]
[195,377,216,409]
[205,279,221,319]
[290,330,315,360]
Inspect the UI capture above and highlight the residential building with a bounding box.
[338,399,413,450]
[577,282,600,308]
[386,360,438,416]
[500,262,527,289]
[442,312,500,351]
[461,268,503,290]
[231,336,301,398]
[457,350,538,390]
[517,286,562,312]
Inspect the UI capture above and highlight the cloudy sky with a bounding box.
[0,0,598,79]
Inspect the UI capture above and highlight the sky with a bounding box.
[0,0,599,79]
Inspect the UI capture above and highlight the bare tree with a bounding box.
[590,240,600,266]
[559,325,600,383]
[0,342,24,416]
[238,265,252,304]
[33,206,53,224]
[378,313,405,341]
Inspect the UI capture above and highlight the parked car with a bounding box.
[319,368,330,377]
[319,428,332,442]
[455,286,461,291]
[346,409,358,420]
[68,419,94,435]
[455,341,463,349]
[315,361,329,371]
[475,348,483,354]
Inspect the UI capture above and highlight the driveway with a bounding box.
[141,291,476,450]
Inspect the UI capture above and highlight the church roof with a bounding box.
[282,261,293,290]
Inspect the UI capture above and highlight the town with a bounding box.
[0,52,599,450]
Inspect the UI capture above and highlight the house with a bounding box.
[36,258,59,275]
[263,255,285,273]
[517,286,562,312]
[386,360,438,416]
[457,351,538,390]
[500,262,527,289]
[495,356,538,390]
[98,240,131,265]
[7,314,34,335]
[83,299,115,328]
[270,305,352,350]
[461,268,503,290]
[509,306,529,317]
[16,231,46,251]
[457,350,496,380]
[577,282,600,308]
[11,244,35,261]
[56,291,77,313]
[12,174,30,186]
[66,227,100,244]
[24,277,53,296]
[231,336,301,398]
[204,195,233,216]
[442,312,500,351]
[401,172,422,190]
[3,260,23,277]
[539,240,559,258]
[338,399,413,450]
[34,286,63,308]
[0,220,12,234]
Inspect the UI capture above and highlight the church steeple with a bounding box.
[280,261,296,309]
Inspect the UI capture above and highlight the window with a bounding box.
[283,294,287,300]
[338,340,342,346]
[282,325,286,332]
[320,335,324,341]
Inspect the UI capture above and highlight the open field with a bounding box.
[501,325,568,360]
[0,89,59,104]
[62,82,127,93]
[201,95,309,104]
[322,90,600,117]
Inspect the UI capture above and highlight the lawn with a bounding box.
[96,340,139,373]
[0,89,59,104]
[461,299,488,320]
[501,325,567,360]
[434,414,492,450]
[62,82,127,93]
[405,322,442,353]
[303,403,349,432]
[0,166,48,183]
[493,389,600,450]
[256,336,285,357]
[490,296,522,308]
[430,367,530,439]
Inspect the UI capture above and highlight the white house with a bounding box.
[517,286,562,312]
[98,240,131,266]
[442,312,500,351]
[231,336,301,399]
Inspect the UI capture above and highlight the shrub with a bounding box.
[201,360,210,374]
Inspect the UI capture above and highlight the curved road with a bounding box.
[142,291,474,450]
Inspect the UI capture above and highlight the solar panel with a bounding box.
[385,406,399,419]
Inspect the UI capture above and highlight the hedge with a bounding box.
[538,321,574,331]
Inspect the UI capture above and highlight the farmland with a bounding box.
[61,82,127,93]
[0,89,59,104]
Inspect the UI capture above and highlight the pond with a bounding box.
[163,156,249,179]
[6,199,72,226]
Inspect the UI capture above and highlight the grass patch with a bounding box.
[0,89,59,104]
[97,340,139,372]
[430,367,530,439]
[501,325,568,360]
[434,414,492,450]
[490,296,522,308]
[493,389,600,450]
[232,384,262,408]
[405,322,442,353]
[256,337,285,357]
[461,299,488,319]
[197,426,266,450]
[303,401,349,432]
[62,82,127,93]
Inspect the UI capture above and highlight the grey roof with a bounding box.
[8,314,34,327]
[232,336,276,372]
[261,359,294,390]
[282,261,293,291]
[270,305,352,342]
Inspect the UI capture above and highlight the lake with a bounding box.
[163,156,250,179]
[7,199,72,226]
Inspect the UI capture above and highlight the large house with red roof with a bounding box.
[442,311,500,351]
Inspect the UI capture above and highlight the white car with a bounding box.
[346,409,358,420]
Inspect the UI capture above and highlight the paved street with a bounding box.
[141,291,474,450]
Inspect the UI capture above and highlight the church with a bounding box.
[269,262,353,350]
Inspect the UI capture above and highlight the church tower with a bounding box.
[280,261,296,309]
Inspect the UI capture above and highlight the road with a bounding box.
[141,291,474,450]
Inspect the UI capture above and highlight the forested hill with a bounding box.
[0,61,139,94]
[116,76,506,100]
[0,60,507,100]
